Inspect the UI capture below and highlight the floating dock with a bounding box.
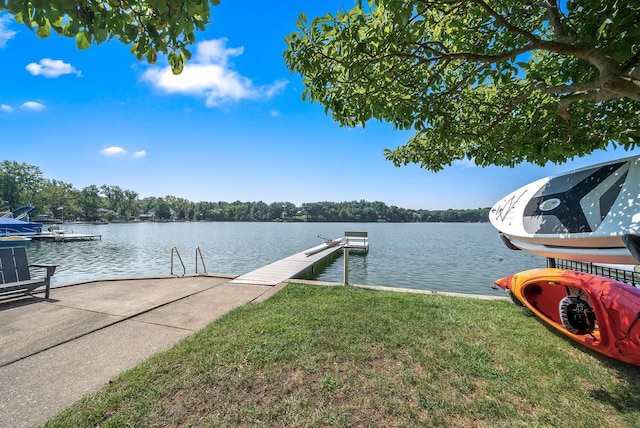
[231,232,368,286]
[32,232,102,242]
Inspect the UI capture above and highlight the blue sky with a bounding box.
[0,2,638,210]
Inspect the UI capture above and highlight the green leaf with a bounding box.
[20,2,33,31]
[64,18,80,37]
[168,51,185,74]
[297,12,308,28]
[94,28,109,44]
[125,24,138,42]
[75,31,91,49]
[155,0,169,15]
[146,49,157,64]
[35,21,50,38]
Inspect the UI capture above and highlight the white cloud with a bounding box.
[1,104,13,113]
[0,15,16,48]
[196,38,244,65]
[263,80,289,98]
[20,101,46,111]
[141,38,288,106]
[26,58,82,78]
[101,146,127,156]
[453,158,477,169]
[100,147,147,158]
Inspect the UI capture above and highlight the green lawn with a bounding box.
[44,283,640,427]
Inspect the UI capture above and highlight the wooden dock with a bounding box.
[231,232,368,286]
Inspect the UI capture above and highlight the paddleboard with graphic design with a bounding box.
[489,155,640,264]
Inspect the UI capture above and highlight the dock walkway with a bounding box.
[231,241,344,286]
[231,233,368,286]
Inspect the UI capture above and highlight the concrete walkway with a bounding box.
[0,275,283,428]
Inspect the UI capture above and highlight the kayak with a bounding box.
[495,268,640,366]
[304,237,345,257]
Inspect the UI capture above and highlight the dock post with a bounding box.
[343,247,349,285]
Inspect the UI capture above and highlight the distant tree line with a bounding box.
[0,160,490,223]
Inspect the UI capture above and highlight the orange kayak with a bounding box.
[495,268,640,366]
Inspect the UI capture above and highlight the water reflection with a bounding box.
[25,222,542,296]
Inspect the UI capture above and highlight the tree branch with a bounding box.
[603,76,640,101]
[480,85,538,134]
[469,0,539,43]
[555,92,609,121]
[431,43,536,64]
[544,0,573,43]
[537,80,603,96]
[621,50,640,74]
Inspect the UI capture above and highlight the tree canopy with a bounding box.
[0,160,43,210]
[284,0,640,171]
[0,0,219,73]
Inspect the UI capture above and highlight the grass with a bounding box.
[43,283,640,427]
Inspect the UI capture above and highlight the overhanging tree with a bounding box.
[284,0,640,171]
[0,0,220,73]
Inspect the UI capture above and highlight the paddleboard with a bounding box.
[490,155,640,264]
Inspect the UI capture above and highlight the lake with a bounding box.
[26,222,543,297]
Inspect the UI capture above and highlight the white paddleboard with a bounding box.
[490,155,640,264]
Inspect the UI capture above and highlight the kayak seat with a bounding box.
[559,296,596,335]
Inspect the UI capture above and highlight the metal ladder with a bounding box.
[170,247,207,277]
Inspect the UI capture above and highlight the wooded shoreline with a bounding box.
[1,160,489,223]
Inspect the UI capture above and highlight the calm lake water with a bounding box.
[25,222,543,297]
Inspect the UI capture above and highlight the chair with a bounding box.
[0,246,57,299]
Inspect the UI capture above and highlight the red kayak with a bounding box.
[495,268,640,366]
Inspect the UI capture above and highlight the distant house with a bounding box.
[139,208,177,222]
[32,214,63,224]
[139,211,155,222]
